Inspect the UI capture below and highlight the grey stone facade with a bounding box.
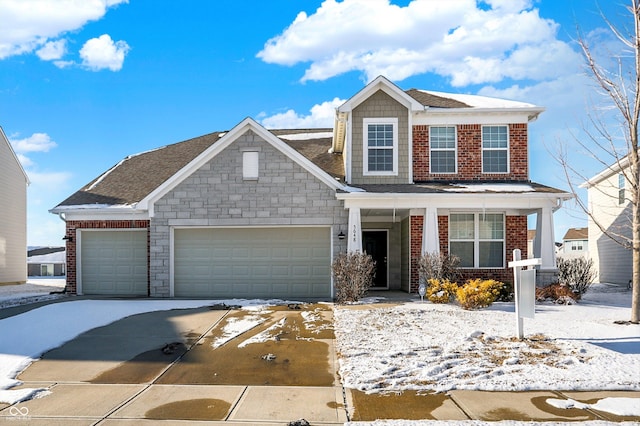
[149,129,348,297]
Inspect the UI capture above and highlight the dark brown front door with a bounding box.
[363,230,388,288]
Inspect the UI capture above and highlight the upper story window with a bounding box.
[430,126,457,174]
[482,125,509,173]
[618,173,625,204]
[363,117,398,175]
[449,212,505,268]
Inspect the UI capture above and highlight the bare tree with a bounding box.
[558,0,639,323]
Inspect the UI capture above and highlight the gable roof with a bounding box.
[563,227,588,241]
[52,120,344,212]
[0,126,30,185]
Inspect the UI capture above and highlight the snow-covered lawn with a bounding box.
[334,284,639,394]
[0,278,66,309]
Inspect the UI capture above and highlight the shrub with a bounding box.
[556,257,596,297]
[455,279,504,310]
[426,278,458,303]
[535,283,578,304]
[332,252,375,304]
[418,252,461,282]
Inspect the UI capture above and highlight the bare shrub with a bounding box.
[557,257,596,297]
[418,252,461,283]
[332,252,375,304]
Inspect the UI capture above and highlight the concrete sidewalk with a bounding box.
[0,301,638,424]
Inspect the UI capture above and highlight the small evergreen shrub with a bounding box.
[455,279,504,310]
[332,252,375,304]
[426,278,458,303]
[557,257,596,297]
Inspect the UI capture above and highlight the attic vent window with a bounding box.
[243,151,259,180]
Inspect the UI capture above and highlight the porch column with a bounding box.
[422,207,440,255]
[535,207,556,269]
[347,207,362,252]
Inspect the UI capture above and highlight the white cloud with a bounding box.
[10,133,57,153]
[257,0,581,86]
[27,171,72,187]
[0,0,128,60]
[79,34,129,71]
[259,97,345,129]
[35,39,67,60]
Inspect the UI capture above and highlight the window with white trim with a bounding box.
[363,118,398,175]
[482,125,509,173]
[449,213,505,268]
[430,126,457,173]
[242,151,259,180]
[618,173,625,205]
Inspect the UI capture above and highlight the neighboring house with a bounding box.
[27,247,66,277]
[527,229,536,259]
[50,76,572,298]
[0,127,29,284]
[582,160,634,285]
[559,227,588,258]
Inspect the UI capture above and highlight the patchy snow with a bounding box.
[0,298,280,404]
[334,284,639,396]
[278,131,333,140]
[446,183,535,192]
[420,90,538,109]
[212,310,270,348]
[547,397,639,416]
[0,278,66,309]
[348,421,634,426]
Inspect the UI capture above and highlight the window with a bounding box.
[619,173,625,205]
[482,125,508,173]
[430,126,457,173]
[449,213,505,268]
[363,118,398,175]
[568,241,584,251]
[243,151,259,180]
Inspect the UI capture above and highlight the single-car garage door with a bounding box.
[174,227,331,298]
[80,230,148,295]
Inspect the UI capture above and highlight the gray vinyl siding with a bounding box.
[0,134,28,284]
[149,129,348,297]
[351,90,410,184]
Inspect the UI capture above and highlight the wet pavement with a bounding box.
[0,300,638,424]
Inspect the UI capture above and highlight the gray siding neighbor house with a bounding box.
[0,127,29,284]
[50,76,572,298]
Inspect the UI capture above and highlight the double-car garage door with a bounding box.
[174,227,331,298]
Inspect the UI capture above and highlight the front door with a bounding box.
[363,230,388,288]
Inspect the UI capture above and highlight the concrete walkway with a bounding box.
[0,300,638,424]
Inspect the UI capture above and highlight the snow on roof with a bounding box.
[52,203,135,211]
[27,252,65,264]
[420,90,538,109]
[87,147,164,191]
[446,183,536,192]
[277,132,333,140]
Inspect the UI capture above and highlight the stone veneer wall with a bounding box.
[149,129,349,297]
[64,220,150,294]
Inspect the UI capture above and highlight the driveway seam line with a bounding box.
[225,385,249,421]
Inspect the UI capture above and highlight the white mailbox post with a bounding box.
[508,249,541,339]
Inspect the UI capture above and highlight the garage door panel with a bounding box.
[81,230,147,296]
[174,227,330,298]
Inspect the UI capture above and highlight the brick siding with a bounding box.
[64,220,150,295]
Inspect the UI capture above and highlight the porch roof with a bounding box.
[341,181,571,195]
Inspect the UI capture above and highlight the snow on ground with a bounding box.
[0,278,66,309]
[0,298,281,405]
[334,284,639,395]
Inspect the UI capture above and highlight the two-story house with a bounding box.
[0,126,29,285]
[582,159,634,285]
[558,227,589,259]
[50,76,572,298]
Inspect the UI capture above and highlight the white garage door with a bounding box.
[174,227,331,298]
[80,230,148,295]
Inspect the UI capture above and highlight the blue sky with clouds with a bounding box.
[0,0,630,246]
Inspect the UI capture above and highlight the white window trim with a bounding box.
[363,117,398,176]
[429,125,457,174]
[449,212,505,269]
[481,125,510,174]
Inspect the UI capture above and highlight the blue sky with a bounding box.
[0,0,629,246]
